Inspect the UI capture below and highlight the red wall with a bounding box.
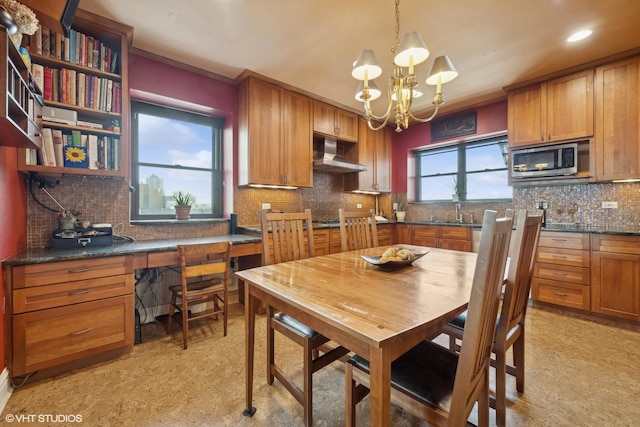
[0,146,29,372]
[128,54,238,216]
[391,100,508,193]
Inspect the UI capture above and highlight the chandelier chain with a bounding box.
[392,0,400,54]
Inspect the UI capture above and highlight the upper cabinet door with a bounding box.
[313,100,358,142]
[508,69,594,148]
[282,90,313,187]
[546,70,594,143]
[594,56,640,181]
[507,83,545,147]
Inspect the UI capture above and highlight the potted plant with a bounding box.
[449,177,459,202]
[173,191,193,220]
[394,197,407,222]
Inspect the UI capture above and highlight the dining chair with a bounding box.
[345,210,513,427]
[338,208,378,252]
[260,209,349,427]
[440,209,543,426]
[166,241,232,349]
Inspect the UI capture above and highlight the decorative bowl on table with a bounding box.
[361,250,428,270]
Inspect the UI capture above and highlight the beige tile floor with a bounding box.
[2,304,639,426]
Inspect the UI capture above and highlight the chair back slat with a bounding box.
[449,210,513,424]
[177,241,232,291]
[497,209,543,341]
[261,209,315,265]
[339,209,378,252]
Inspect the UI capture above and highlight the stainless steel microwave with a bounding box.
[511,143,578,178]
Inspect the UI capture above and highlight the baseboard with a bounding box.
[0,367,13,414]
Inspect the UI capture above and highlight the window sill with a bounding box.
[130,218,229,225]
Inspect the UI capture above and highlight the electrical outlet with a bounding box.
[601,201,618,209]
[356,204,362,209]
[393,202,398,210]
[261,203,271,210]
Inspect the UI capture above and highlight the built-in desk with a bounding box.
[2,234,262,381]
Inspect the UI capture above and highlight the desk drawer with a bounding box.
[533,262,590,286]
[536,248,590,267]
[532,278,590,310]
[12,295,134,376]
[538,232,590,250]
[12,256,133,288]
[13,274,134,314]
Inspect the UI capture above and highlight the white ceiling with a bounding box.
[79,0,640,116]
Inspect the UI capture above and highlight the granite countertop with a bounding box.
[2,234,262,266]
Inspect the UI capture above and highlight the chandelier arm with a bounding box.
[363,81,395,122]
[408,104,442,123]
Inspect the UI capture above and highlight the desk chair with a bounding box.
[345,210,513,427]
[441,209,543,426]
[261,209,349,427]
[166,241,232,349]
[338,208,378,252]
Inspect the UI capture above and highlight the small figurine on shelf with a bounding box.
[109,119,120,133]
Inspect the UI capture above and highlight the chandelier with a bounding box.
[351,0,458,132]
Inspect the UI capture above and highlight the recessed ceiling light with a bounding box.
[567,30,593,42]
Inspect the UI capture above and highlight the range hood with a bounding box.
[313,137,367,173]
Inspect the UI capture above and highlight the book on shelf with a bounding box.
[76,119,103,129]
[41,26,50,56]
[43,66,53,101]
[71,130,82,147]
[88,134,99,170]
[51,129,64,166]
[31,64,44,93]
[41,128,56,167]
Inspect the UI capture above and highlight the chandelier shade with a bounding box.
[350,0,458,132]
[351,49,382,81]
[426,55,459,85]
[394,31,429,68]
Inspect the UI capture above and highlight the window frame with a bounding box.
[130,100,225,221]
[415,134,511,203]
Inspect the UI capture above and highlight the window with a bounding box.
[131,101,224,220]
[416,135,511,202]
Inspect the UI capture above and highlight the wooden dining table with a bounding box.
[235,244,478,427]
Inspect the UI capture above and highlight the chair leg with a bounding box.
[477,367,490,427]
[222,293,228,337]
[448,334,457,351]
[166,293,177,334]
[494,348,507,427]
[181,298,189,349]
[345,363,357,427]
[303,339,313,427]
[513,330,526,392]
[266,306,275,385]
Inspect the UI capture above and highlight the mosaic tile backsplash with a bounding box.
[25,172,640,248]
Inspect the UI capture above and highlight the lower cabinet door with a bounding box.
[13,295,134,376]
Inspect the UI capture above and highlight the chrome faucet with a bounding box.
[455,203,463,223]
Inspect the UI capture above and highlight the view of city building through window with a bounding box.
[131,101,224,220]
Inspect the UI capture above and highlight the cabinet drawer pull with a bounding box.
[69,327,92,336]
[553,271,568,276]
[551,255,568,259]
[552,291,568,296]
[68,267,91,274]
[68,289,92,296]
[551,238,568,242]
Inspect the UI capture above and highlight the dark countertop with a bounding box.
[2,234,262,266]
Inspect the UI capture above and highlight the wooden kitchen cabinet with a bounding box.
[377,223,394,246]
[508,70,594,147]
[343,120,391,193]
[406,224,472,252]
[8,255,135,377]
[238,76,313,187]
[531,231,591,310]
[594,55,640,181]
[313,100,358,142]
[313,228,330,256]
[591,234,640,321]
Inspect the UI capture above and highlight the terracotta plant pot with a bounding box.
[175,205,191,220]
